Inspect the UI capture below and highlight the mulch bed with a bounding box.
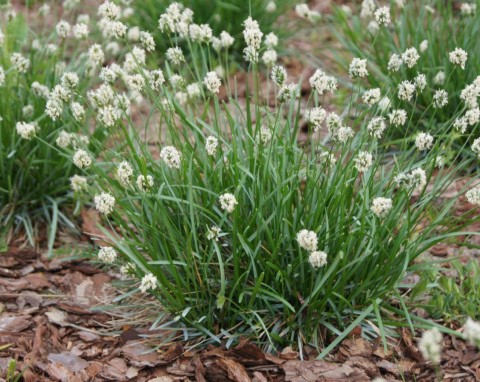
[1,240,480,381]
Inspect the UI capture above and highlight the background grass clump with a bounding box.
[328,0,480,160]
[0,11,91,245]
[127,0,298,64]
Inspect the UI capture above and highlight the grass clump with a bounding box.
[41,1,480,354]
[327,1,480,161]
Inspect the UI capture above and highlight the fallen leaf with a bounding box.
[47,352,89,372]
[0,315,32,332]
[216,357,251,382]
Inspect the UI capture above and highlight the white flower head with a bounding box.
[415,132,434,151]
[389,109,407,126]
[363,88,381,105]
[203,71,221,94]
[98,247,117,263]
[473,138,480,157]
[70,175,88,192]
[434,71,445,86]
[297,230,318,252]
[16,122,37,140]
[419,40,428,52]
[414,74,427,92]
[466,187,480,206]
[433,90,448,108]
[354,151,373,172]
[262,49,277,66]
[349,58,368,78]
[367,117,387,138]
[207,226,222,241]
[309,69,337,95]
[305,107,327,132]
[139,273,157,293]
[160,146,182,169]
[73,149,92,169]
[419,327,442,364]
[265,32,278,48]
[402,47,420,68]
[309,251,327,268]
[271,65,287,86]
[449,48,468,69]
[206,136,219,156]
[136,174,154,191]
[219,193,238,213]
[371,197,393,218]
[387,54,403,72]
[117,161,133,186]
[94,192,115,215]
[398,80,416,101]
[360,0,376,18]
[166,47,185,65]
[464,318,480,347]
[374,6,390,26]
[56,20,71,38]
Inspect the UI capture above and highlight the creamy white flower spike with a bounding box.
[309,69,337,95]
[398,80,416,101]
[271,65,287,86]
[387,54,403,72]
[70,175,88,192]
[73,23,89,39]
[207,226,222,241]
[139,273,157,293]
[354,151,373,172]
[449,48,468,69]
[371,197,393,218]
[309,251,327,268]
[136,174,154,191]
[219,193,238,213]
[11,53,30,73]
[472,138,480,157]
[203,71,221,94]
[16,122,37,140]
[73,149,92,169]
[305,107,327,132]
[433,71,445,85]
[402,47,420,68]
[415,132,434,151]
[98,247,117,263]
[367,117,387,138]
[296,230,318,252]
[56,20,71,38]
[419,328,442,364]
[117,161,133,186]
[466,187,480,206]
[419,39,428,52]
[388,109,407,126]
[374,6,390,26]
[360,0,376,18]
[166,47,185,65]
[160,146,182,169]
[94,192,115,215]
[363,88,381,105]
[433,90,448,108]
[349,58,368,78]
[205,136,219,156]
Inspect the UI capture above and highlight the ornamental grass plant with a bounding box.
[328,0,480,161]
[125,0,298,64]
[0,9,95,246]
[41,1,480,354]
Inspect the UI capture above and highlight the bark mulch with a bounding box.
[1,242,480,381]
